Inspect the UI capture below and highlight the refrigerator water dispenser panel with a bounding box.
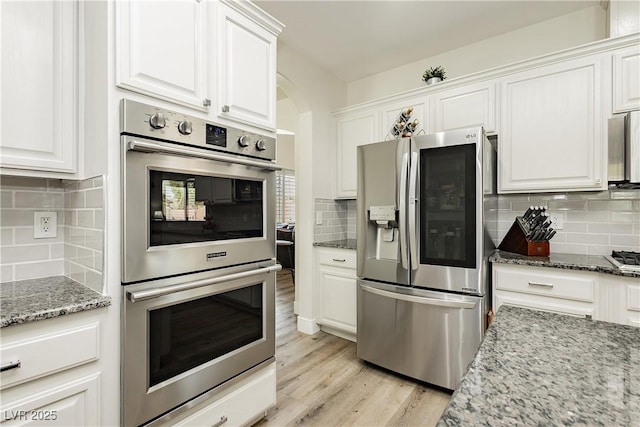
[369,205,398,260]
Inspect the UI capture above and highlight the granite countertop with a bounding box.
[313,239,357,250]
[490,250,640,279]
[438,305,640,426]
[0,276,111,328]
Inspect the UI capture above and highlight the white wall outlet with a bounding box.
[316,211,323,225]
[549,212,565,230]
[34,212,57,239]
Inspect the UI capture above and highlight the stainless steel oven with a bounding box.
[120,100,281,426]
[122,261,278,426]
[121,99,280,284]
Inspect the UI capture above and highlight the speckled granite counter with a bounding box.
[438,305,640,426]
[313,239,357,250]
[0,276,111,328]
[491,250,640,279]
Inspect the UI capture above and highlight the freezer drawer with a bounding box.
[356,280,484,390]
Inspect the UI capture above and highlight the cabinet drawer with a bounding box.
[173,363,276,427]
[317,249,356,270]
[494,265,595,302]
[0,323,99,390]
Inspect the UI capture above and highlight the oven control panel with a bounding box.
[120,99,276,161]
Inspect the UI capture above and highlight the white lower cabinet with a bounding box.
[493,264,598,319]
[0,312,105,426]
[315,248,357,341]
[493,263,640,327]
[599,274,640,327]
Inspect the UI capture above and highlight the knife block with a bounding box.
[498,217,550,257]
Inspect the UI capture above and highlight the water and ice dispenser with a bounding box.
[368,205,399,260]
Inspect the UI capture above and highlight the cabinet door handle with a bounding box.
[212,416,228,427]
[0,360,21,372]
[332,258,346,262]
[222,105,230,113]
[203,98,211,107]
[528,281,554,288]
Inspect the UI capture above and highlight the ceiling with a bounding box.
[255,0,602,83]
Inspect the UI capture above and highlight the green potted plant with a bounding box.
[422,66,446,85]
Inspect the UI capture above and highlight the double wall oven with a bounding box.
[120,100,281,426]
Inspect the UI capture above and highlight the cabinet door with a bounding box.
[431,82,497,133]
[335,109,380,198]
[499,55,607,193]
[0,374,99,426]
[217,4,277,130]
[317,268,357,335]
[116,0,207,111]
[381,96,430,140]
[612,46,640,113]
[0,0,77,174]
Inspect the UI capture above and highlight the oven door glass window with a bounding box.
[419,144,476,268]
[150,170,264,246]
[148,283,264,387]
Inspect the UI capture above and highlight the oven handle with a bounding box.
[127,264,282,303]
[127,139,283,171]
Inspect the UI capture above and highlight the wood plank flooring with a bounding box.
[256,270,451,426]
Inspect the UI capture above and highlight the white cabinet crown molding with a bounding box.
[332,33,640,116]
[220,0,284,36]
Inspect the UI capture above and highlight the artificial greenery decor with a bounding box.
[422,66,446,82]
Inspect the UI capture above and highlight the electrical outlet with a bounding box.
[549,212,564,230]
[316,211,323,225]
[34,212,57,239]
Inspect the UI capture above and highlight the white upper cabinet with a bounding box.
[612,46,640,113]
[381,96,430,140]
[0,0,77,175]
[215,1,281,130]
[116,0,207,111]
[499,55,608,193]
[431,82,497,133]
[335,108,380,198]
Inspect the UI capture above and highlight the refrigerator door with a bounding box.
[409,128,489,295]
[356,279,484,390]
[357,138,410,286]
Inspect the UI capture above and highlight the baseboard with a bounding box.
[297,316,320,335]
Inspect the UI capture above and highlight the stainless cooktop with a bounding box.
[605,250,640,273]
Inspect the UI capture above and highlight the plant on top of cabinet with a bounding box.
[422,66,447,85]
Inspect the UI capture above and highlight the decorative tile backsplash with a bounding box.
[63,177,105,293]
[0,176,104,292]
[314,198,356,242]
[318,189,640,256]
[489,190,640,256]
[0,177,65,282]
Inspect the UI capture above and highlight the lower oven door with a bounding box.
[122,262,277,427]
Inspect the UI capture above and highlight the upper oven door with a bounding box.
[122,136,278,283]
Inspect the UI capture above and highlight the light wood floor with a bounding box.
[255,270,451,427]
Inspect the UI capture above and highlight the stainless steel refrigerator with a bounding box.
[356,127,496,390]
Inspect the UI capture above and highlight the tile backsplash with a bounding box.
[490,190,640,256]
[63,177,105,293]
[317,189,640,256]
[0,176,104,292]
[314,198,356,242]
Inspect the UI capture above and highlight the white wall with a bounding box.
[347,5,607,105]
[276,43,346,334]
[276,97,297,171]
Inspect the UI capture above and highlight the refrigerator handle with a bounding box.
[399,152,409,269]
[408,151,419,270]
[360,284,477,309]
